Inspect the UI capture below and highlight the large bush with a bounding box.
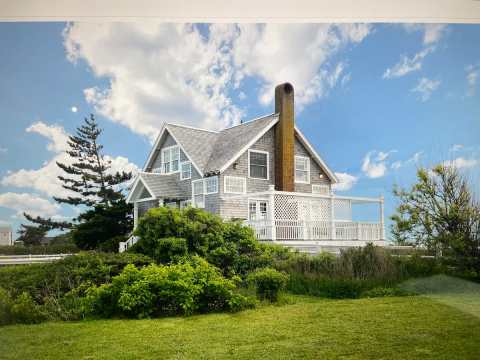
[132,207,271,276]
[248,268,289,302]
[85,257,255,318]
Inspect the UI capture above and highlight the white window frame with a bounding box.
[180,161,192,180]
[192,179,205,208]
[224,176,247,194]
[295,155,310,184]
[205,176,218,195]
[248,149,269,180]
[312,184,331,195]
[160,145,180,174]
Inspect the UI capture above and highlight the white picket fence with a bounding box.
[0,254,71,265]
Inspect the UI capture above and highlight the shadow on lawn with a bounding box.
[399,274,480,318]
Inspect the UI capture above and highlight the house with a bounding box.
[122,83,385,253]
[0,225,13,246]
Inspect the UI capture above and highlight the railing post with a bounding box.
[133,202,138,230]
[380,195,385,241]
[330,194,336,240]
[268,185,276,241]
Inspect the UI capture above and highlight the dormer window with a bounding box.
[161,145,180,174]
[248,150,269,180]
[295,156,310,183]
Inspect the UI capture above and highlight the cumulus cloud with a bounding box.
[0,192,61,218]
[402,24,447,45]
[332,172,358,191]
[233,24,371,109]
[383,47,434,79]
[465,64,478,97]
[361,150,396,178]
[411,77,440,102]
[443,157,479,169]
[63,23,372,139]
[1,121,139,199]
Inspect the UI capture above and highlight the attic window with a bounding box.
[161,145,180,174]
[248,150,269,180]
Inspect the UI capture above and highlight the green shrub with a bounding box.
[248,268,289,302]
[0,243,79,255]
[360,286,412,298]
[0,288,45,325]
[154,237,188,263]
[85,257,255,318]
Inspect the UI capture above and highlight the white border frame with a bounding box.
[248,149,270,181]
[294,155,310,184]
[204,176,219,195]
[224,176,247,194]
[180,161,192,180]
[191,178,205,208]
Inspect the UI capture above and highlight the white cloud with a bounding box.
[71,106,78,113]
[450,144,464,152]
[361,150,395,178]
[391,151,423,170]
[0,192,61,218]
[411,77,440,102]
[1,121,139,199]
[63,23,371,139]
[443,157,479,169]
[332,172,358,191]
[383,47,434,79]
[465,64,478,97]
[402,24,447,45]
[233,24,371,109]
[0,147,7,154]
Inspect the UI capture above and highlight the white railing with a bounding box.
[119,235,139,253]
[247,220,382,242]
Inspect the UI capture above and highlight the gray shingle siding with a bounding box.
[138,200,159,218]
[294,137,331,193]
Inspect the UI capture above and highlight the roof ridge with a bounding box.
[221,113,277,132]
[165,122,219,133]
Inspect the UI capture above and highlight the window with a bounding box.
[192,179,205,208]
[180,161,192,180]
[248,200,268,221]
[205,176,218,194]
[312,184,330,195]
[161,145,180,174]
[224,176,246,194]
[295,156,310,183]
[249,150,269,180]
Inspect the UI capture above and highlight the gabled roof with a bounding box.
[142,113,336,183]
[126,172,186,203]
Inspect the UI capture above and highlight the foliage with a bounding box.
[247,268,289,302]
[132,207,266,275]
[360,286,412,298]
[0,288,45,325]
[85,257,255,318]
[16,224,48,246]
[391,165,480,265]
[23,114,133,232]
[71,199,133,251]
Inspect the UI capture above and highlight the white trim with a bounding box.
[165,122,219,133]
[191,178,205,208]
[126,174,156,203]
[294,155,310,184]
[224,176,247,194]
[219,115,279,173]
[180,161,192,180]
[248,149,270,181]
[223,113,276,131]
[160,144,180,174]
[142,124,203,176]
[294,127,338,184]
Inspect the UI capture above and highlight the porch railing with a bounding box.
[119,235,139,253]
[246,220,382,242]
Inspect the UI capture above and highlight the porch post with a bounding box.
[330,194,336,240]
[380,195,385,240]
[133,202,138,230]
[268,185,276,241]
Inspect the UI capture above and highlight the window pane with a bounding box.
[251,164,267,179]
[181,162,191,179]
[225,176,245,193]
[171,160,179,172]
[193,181,203,195]
[205,176,218,193]
[250,152,267,166]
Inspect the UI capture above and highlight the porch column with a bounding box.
[330,194,336,240]
[380,195,385,240]
[133,202,138,230]
[268,185,276,241]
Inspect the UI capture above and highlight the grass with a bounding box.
[1,295,480,360]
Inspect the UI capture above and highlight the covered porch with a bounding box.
[235,186,385,249]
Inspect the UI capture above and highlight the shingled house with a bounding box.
[121,83,385,253]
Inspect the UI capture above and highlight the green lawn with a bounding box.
[1,296,479,360]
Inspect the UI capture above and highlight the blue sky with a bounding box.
[0,23,479,239]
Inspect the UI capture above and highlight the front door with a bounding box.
[249,200,269,239]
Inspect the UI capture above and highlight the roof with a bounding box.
[127,172,187,203]
[143,113,336,182]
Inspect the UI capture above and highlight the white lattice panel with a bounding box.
[274,194,331,221]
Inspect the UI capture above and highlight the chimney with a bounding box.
[274,83,295,192]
